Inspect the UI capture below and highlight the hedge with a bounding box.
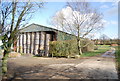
[49,39,94,57]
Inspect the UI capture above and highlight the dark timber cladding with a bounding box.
[15,23,75,56]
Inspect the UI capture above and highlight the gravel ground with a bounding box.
[6,48,118,79]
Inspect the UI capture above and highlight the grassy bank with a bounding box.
[115,46,120,79]
[0,46,2,77]
[81,45,110,57]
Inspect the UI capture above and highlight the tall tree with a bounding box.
[99,34,110,45]
[0,1,44,75]
[51,0,104,55]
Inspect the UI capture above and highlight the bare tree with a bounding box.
[99,34,110,45]
[51,0,104,55]
[0,1,44,75]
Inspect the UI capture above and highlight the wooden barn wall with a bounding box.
[57,31,76,41]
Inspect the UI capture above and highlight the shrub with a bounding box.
[49,39,94,57]
[49,40,78,57]
[81,39,94,52]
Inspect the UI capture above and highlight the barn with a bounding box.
[14,23,75,56]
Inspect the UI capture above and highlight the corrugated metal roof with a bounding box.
[19,23,75,36]
[20,23,57,32]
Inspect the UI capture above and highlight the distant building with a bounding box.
[14,23,75,56]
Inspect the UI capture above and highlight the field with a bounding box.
[81,45,110,57]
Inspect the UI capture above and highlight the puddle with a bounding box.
[101,50,115,58]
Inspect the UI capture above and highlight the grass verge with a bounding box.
[115,46,120,79]
[81,45,110,57]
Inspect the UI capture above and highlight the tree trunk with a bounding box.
[2,48,10,75]
[2,38,12,76]
[77,39,82,55]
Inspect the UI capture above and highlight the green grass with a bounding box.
[114,46,120,79]
[81,45,110,57]
[115,46,120,63]
[114,46,120,65]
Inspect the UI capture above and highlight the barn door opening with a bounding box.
[43,31,57,56]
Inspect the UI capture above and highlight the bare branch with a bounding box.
[51,0,104,55]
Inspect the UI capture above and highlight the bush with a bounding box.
[49,39,94,57]
[49,40,78,57]
[81,39,94,52]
